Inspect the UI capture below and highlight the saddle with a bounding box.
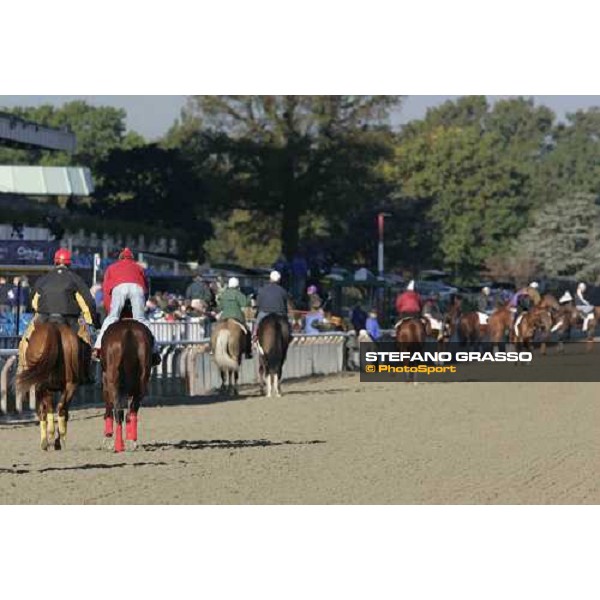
[395,316,426,330]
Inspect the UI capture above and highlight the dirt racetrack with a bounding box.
[1,374,600,504]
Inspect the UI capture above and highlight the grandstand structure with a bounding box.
[0,111,95,277]
[0,110,191,290]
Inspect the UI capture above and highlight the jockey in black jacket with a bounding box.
[19,248,100,380]
[32,248,100,331]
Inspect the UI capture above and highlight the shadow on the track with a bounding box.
[142,439,326,452]
[0,461,168,475]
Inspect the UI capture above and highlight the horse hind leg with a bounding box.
[266,373,272,398]
[55,382,77,451]
[126,396,139,452]
[37,389,50,451]
[114,403,125,453]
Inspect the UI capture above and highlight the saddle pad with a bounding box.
[424,316,443,331]
[394,318,413,330]
[477,312,489,326]
[514,314,525,338]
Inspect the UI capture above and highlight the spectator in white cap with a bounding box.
[216,276,253,358]
[255,270,290,334]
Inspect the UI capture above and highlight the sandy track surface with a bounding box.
[1,375,600,504]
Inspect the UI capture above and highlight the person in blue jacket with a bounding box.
[365,309,381,341]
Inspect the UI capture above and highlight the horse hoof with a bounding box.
[54,438,62,451]
[126,439,138,452]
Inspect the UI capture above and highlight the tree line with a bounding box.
[2,96,599,283]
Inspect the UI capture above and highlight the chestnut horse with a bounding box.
[513,306,553,354]
[488,305,514,350]
[395,317,427,384]
[16,320,86,451]
[100,320,153,452]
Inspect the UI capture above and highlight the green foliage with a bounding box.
[387,119,530,276]
[204,209,282,267]
[0,101,145,170]
[515,192,600,281]
[90,144,211,259]
[380,96,589,279]
[172,95,403,259]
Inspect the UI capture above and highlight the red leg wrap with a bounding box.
[114,422,125,453]
[126,413,138,442]
[104,417,114,437]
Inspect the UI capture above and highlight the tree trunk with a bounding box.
[281,199,300,260]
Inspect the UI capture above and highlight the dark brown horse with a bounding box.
[395,317,427,384]
[257,314,291,397]
[16,320,86,451]
[100,320,153,452]
[445,296,488,348]
[211,319,247,396]
[457,312,487,348]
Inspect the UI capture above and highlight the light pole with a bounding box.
[377,212,391,279]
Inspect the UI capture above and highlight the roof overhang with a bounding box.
[0,112,76,152]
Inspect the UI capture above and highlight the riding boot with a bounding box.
[245,332,253,359]
[150,334,162,366]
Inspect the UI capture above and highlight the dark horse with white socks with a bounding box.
[257,314,291,397]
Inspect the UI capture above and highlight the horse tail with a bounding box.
[214,328,238,371]
[16,323,61,392]
[264,320,284,373]
[120,326,141,400]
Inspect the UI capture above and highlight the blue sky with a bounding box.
[1,95,599,140]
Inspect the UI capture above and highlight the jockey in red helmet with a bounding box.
[54,248,72,266]
[395,280,422,319]
[92,248,161,366]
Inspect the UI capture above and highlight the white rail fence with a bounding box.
[0,333,349,416]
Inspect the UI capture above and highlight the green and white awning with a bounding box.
[0,166,94,196]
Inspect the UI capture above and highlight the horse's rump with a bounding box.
[212,319,245,371]
[257,314,290,374]
[395,317,426,353]
[102,320,152,399]
[16,322,79,392]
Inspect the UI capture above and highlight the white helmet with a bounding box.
[406,280,415,291]
[270,270,281,283]
[578,282,587,293]
[482,286,491,295]
[529,281,539,289]
[228,277,239,288]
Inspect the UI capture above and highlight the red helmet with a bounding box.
[119,247,134,260]
[54,248,71,266]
